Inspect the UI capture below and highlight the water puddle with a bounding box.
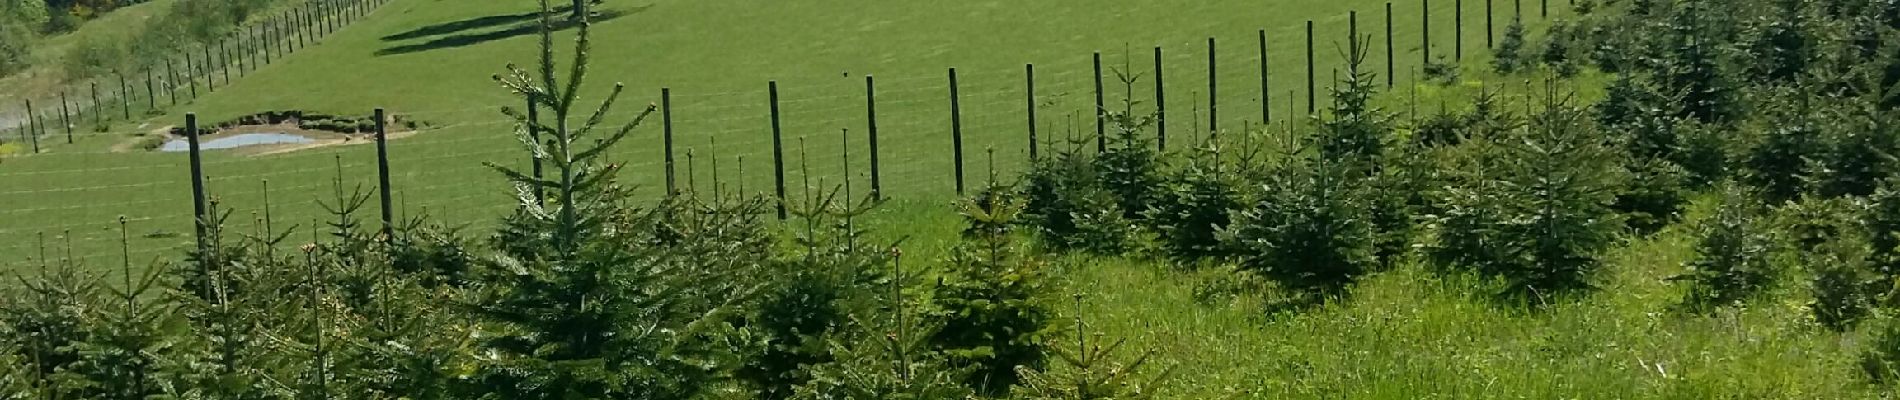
[160,133,316,152]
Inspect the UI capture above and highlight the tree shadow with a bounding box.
[375,5,650,56]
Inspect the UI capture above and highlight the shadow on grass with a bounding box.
[375,5,650,56]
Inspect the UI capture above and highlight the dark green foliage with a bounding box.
[0,262,99,399]
[1613,157,1690,235]
[1809,232,1879,331]
[1224,52,1393,299]
[1742,106,1824,204]
[925,184,1054,396]
[1421,55,1460,85]
[1023,142,1135,254]
[1815,104,1900,199]
[1658,0,1743,123]
[1431,87,1626,299]
[1861,318,1900,385]
[1094,81,1165,222]
[470,2,762,398]
[387,217,474,288]
[1674,120,1732,187]
[1540,20,1583,77]
[1225,152,1377,298]
[1146,147,1244,263]
[736,186,891,400]
[1493,18,1530,74]
[794,272,971,400]
[1867,179,1900,281]
[1672,184,1777,311]
[1747,0,1814,83]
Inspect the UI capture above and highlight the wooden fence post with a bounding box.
[949,68,966,196]
[186,113,208,276]
[1257,31,1268,124]
[1024,65,1038,160]
[662,88,676,195]
[769,81,788,220]
[1306,20,1316,115]
[374,108,393,237]
[866,75,882,200]
[58,92,71,144]
[1207,37,1217,138]
[1093,52,1106,153]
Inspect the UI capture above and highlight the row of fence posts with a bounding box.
[181,108,392,292]
[170,0,1574,268]
[4,0,387,154]
[631,0,1566,219]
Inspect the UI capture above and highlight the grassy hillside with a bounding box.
[1,0,1549,268]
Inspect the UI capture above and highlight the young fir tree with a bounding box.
[1493,17,1531,74]
[925,181,1054,396]
[1,259,101,399]
[1147,143,1245,263]
[1014,295,1175,399]
[1093,62,1164,222]
[1225,45,1391,300]
[795,248,971,400]
[1741,94,1824,204]
[1433,84,1626,299]
[1659,0,1742,123]
[1672,184,1777,312]
[1864,177,1900,286]
[738,180,891,400]
[1024,134,1134,254]
[469,1,758,398]
[1748,0,1814,83]
[58,224,174,400]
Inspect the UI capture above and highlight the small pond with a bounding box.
[160,133,316,152]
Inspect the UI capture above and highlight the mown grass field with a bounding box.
[12,1,1884,397]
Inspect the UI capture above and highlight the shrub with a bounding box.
[1672,184,1776,311]
[470,3,763,398]
[1421,55,1460,85]
[1815,105,1899,199]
